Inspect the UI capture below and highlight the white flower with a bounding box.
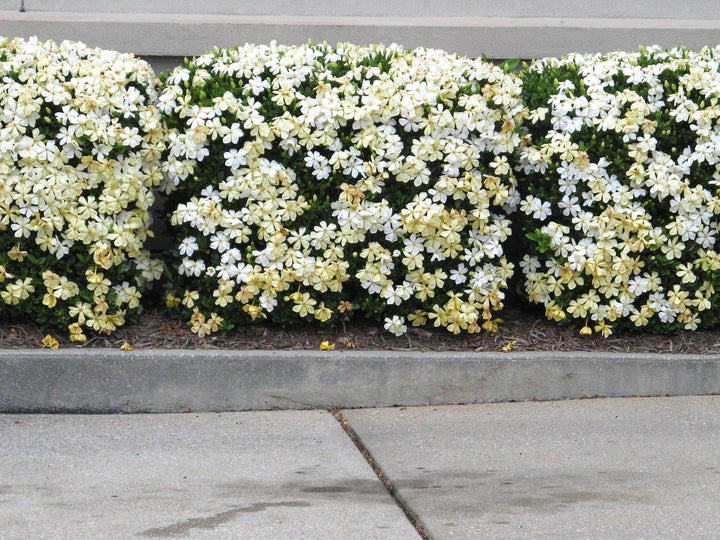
[259,294,277,312]
[382,282,413,305]
[179,258,206,277]
[449,263,468,284]
[519,254,541,274]
[384,315,407,336]
[168,68,191,85]
[215,263,238,280]
[224,148,247,169]
[157,92,177,114]
[178,236,199,257]
[222,123,244,144]
[520,195,552,220]
[403,234,425,255]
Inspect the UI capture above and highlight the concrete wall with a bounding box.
[1,1,720,73]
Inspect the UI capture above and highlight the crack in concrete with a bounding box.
[331,409,431,540]
[263,394,319,408]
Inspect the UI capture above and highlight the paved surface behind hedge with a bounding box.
[3,1,720,70]
[2,396,719,538]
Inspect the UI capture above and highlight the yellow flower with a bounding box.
[594,320,613,338]
[69,323,87,343]
[407,310,428,327]
[1,278,35,305]
[291,291,316,317]
[42,292,58,308]
[165,294,181,308]
[545,302,567,322]
[85,270,111,295]
[7,245,27,262]
[41,334,59,349]
[120,341,133,351]
[182,290,200,308]
[92,244,116,269]
[481,319,499,332]
[319,340,335,351]
[213,286,233,307]
[694,291,712,311]
[0,265,14,282]
[242,304,266,321]
[42,270,61,289]
[501,339,517,351]
[579,325,593,336]
[676,264,696,284]
[314,303,333,323]
[207,313,223,333]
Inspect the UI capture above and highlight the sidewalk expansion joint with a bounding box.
[331,409,431,540]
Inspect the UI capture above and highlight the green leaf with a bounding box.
[525,229,553,254]
[498,58,521,73]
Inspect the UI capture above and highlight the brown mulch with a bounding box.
[2,307,720,354]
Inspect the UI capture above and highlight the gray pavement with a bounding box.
[345,396,720,539]
[4,1,720,68]
[2,396,720,539]
[0,410,418,539]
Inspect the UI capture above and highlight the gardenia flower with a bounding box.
[178,236,199,256]
[384,315,408,336]
[520,195,552,220]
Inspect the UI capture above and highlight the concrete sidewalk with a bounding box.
[2,396,720,539]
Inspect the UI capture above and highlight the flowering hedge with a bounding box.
[0,37,165,340]
[159,42,525,336]
[517,46,720,336]
[8,35,720,341]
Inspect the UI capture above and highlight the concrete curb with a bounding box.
[1,349,719,413]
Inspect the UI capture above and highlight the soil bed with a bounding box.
[1,307,719,354]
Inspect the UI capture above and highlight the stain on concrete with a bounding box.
[507,491,610,512]
[393,471,656,518]
[291,479,390,499]
[395,471,495,492]
[139,501,311,537]
[302,485,352,493]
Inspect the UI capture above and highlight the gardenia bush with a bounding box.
[517,46,720,336]
[0,36,165,341]
[10,34,720,342]
[159,42,525,336]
